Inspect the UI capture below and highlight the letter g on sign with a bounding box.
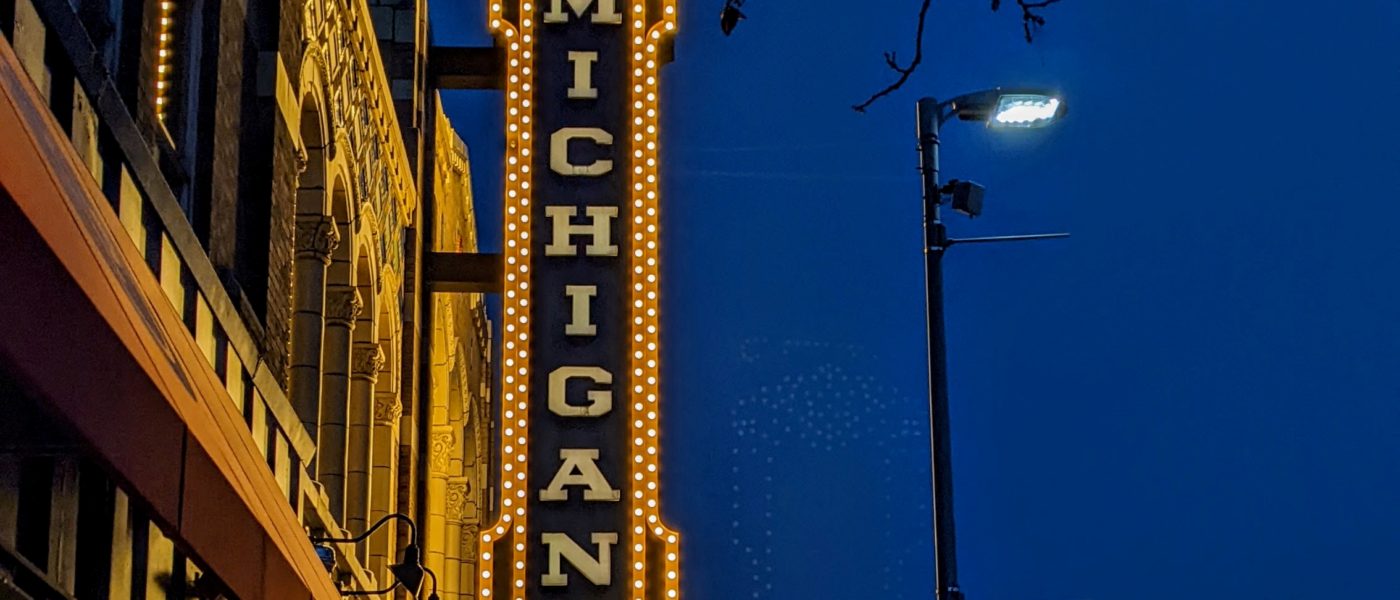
[548,366,614,417]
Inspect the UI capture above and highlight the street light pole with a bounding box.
[916,97,963,600]
[911,89,1068,600]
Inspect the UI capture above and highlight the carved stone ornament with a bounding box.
[373,395,402,425]
[293,144,309,175]
[430,430,454,473]
[445,481,468,522]
[351,345,385,381]
[462,525,479,562]
[295,215,340,264]
[325,289,363,326]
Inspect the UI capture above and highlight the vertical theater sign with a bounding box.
[480,1,681,599]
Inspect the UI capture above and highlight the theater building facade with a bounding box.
[0,0,496,596]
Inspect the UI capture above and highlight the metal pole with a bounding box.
[917,97,963,600]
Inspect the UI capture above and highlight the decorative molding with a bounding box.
[325,288,362,326]
[461,524,479,562]
[295,215,340,265]
[445,480,468,522]
[351,345,385,380]
[293,144,309,175]
[429,429,454,474]
[373,394,402,425]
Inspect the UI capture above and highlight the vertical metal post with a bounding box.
[917,97,963,600]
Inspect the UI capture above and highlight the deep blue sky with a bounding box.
[431,2,1400,598]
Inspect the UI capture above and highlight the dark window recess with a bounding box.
[242,371,256,425]
[112,0,146,108]
[143,193,162,270]
[129,513,149,599]
[264,407,277,470]
[44,33,75,134]
[162,0,219,246]
[235,96,273,321]
[182,266,198,328]
[213,328,229,379]
[186,0,220,247]
[75,0,116,60]
[74,462,117,599]
[15,457,53,569]
[98,128,125,212]
[286,449,300,505]
[2,0,15,40]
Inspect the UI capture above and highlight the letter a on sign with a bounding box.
[540,449,621,502]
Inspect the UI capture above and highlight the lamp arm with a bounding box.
[340,583,401,596]
[426,567,440,598]
[311,513,419,547]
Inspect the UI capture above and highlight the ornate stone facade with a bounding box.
[299,0,415,282]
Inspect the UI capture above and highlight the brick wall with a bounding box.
[262,114,298,384]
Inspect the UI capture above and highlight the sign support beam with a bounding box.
[422,252,503,293]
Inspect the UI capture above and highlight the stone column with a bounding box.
[460,523,480,600]
[367,392,402,576]
[317,288,360,520]
[290,215,338,453]
[444,479,467,598]
[423,426,454,591]
[347,343,384,554]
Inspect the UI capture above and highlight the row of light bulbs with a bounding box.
[478,4,536,597]
[154,1,175,120]
[627,2,682,600]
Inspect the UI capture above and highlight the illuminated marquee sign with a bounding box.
[480,1,680,599]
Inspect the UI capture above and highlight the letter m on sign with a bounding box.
[543,0,622,23]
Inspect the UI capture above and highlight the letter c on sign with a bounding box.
[548,366,613,417]
[551,128,614,177]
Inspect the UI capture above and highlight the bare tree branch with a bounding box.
[851,0,933,113]
[851,0,1063,113]
[1013,0,1062,43]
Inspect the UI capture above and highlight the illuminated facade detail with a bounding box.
[483,1,681,598]
[154,0,175,120]
[0,0,492,595]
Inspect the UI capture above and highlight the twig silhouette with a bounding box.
[852,0,1063,113]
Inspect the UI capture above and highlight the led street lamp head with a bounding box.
[942,88,1067,129]
[989,94,1065,128]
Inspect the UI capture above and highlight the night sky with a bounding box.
[431,2,1400,598]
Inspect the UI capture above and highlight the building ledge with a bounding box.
[0,36,338,600]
